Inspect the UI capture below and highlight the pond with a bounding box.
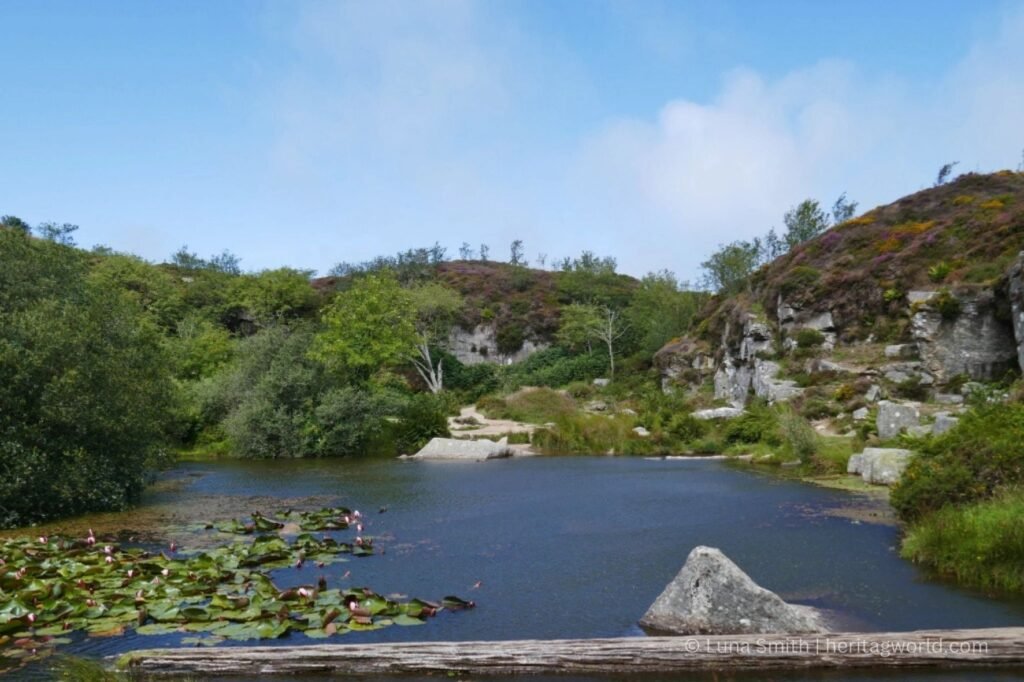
[12,456,1024,680]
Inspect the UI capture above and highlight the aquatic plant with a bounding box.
[0,507,473,673]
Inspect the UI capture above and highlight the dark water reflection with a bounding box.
[37,457,1024,679]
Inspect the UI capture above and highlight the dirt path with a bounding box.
[448,405,537,439]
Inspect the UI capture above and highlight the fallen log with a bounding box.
[118,628,1024,676]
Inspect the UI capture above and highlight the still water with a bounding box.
[36,457,1024,679]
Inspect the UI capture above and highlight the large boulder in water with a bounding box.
[639,546,828,635]
[409,437,512,460]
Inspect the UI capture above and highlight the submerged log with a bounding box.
[119,628,1024,676]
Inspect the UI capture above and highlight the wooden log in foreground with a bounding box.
[119,628,1024,677]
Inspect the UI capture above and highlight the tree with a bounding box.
[234,268,318,323]
[783,199,830,247]
[831,192,858,224]
[935,161,959,186]
[591,306,628,379]
[458,242,475,260]
[557,302,602,353]
[479,243,489,261]
[509,239,525,266]
[36,221,78,245]
[407,283,464,393]
[700,240,761,294]
[1,215,31,233]
[0,231,175,526]
[625,271,707,354]
[535,253,547,268]
[311,272,416,382]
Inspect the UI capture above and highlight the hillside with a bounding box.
[658,171,1024,410]
[316,260,639,364]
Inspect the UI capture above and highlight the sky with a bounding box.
[2,0,1024,281]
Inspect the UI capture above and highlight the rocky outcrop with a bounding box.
[1009,252,1024,373]
[752,359,802,403]
[655,338,716,393]
[409,437,513,460]
[640,546,828,635]
[448,324,547,366]
[876,400,920,439]
[847,448,913,485]
[778,295,837,351]
[910,289,1017,383]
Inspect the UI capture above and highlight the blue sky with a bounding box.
[3,1,1023,280]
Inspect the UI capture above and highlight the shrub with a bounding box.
[799,397,836,420]
[723,402,780,445]
[495,324,526,355]
[778,405,818,462]
[393,393,450,454]
[667,413,708,442]
[795,328,826,349]
[882,288,903,303]
[532,413,635,455]
[891,403,1024,522]
[951,195,975,206]
[480,387,576,423]
[927,261,952,283]
[779,266,821,296]
[933,289,961,320]
[901,487,1024,593]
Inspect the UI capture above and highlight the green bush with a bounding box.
[795,328,826,348]
[779,266,821,296]
[532,413,635,455]
[393,393,450,454]
[502,347,607,389]
[901,487,1024,593]
[667,413,708,442]
[934,289,961,320]
[778,405,818,462]
[723,402,780,445]
[891,403,1024,522]
[927,261,952,283]
[0,232,176,527]
[495,324,526,355]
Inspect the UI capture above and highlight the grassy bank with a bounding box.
[901,488,1024,593]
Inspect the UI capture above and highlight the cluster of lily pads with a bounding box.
[0,507,473,672]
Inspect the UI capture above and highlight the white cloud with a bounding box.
[574,7,1024,279]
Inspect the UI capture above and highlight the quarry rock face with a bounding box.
[910,290,1017,383]
[640,546,828,635]
[1009,252,1024,373]
[448,324,548,366]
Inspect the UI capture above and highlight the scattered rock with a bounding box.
[639,546,828,635]
[584,400,609,413]
[934,393,964,405]
[847,448,913,485]
[907,425,932,438]
[593,378,610,387]
[885,344,918,360]
[932,412,960,435]
[865,384,881,402]
[619,408,638,416]
[876,400,920,440]
[633,426,651,438]
[693,407,745,420]
[852,407,869,421]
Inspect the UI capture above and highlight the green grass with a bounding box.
[532,412,638,455]
[901,487,1024,593]
[476,387,576,424]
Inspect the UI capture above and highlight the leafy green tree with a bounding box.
[700,240,761,294]
[407,282,464,393]
[311,272,416,382]
[783,199,830,248]
[831,192,858,224]
[0,231,175,526]
[87,253,186,332]
[36,221,78,245]
[171,314,235,381]
[557,302,602,353]
[0,215,30,233]
[234,268,319,324]
[625,271,706,354]
[509,239,525,266]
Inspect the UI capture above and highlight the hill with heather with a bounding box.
[658,171,1024,407]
